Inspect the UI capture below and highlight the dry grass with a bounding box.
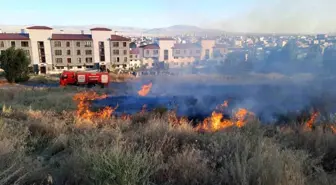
[0,88,335,185]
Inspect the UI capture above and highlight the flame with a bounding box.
[73,91,116,122]
[330,125,336,134]
[196,105,254,132]
[138,82,152,96]
[168,111,189,126]
[216,100,229,112]
[305,111,319,131]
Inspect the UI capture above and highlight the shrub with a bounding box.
[0,47,30,83]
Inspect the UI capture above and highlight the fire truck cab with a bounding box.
[60,70,109,88]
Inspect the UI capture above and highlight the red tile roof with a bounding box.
[140,44,160,49]
[90,27,112,31]
[110,35,131,41]
[0,33,30,40]
[172,43,201,49]
[51,34,92,40]
[27,26,53,30]
[130,48,140,54]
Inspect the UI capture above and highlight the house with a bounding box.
[129,48,142,70]
[139,44,160,68]
[171,43,201,67]
[110,34,131,69]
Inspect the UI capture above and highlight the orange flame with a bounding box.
[168,111,189,126]
[216,100,229,112]
[138,82,152,96]
[305,111,319,131]
[196,102,254,132]
[330,125,336,134]
[73,91,116,122]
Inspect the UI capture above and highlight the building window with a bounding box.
[175,50,180,54]
[85,50,92,55]
[85,57,93,63]
[84,41,92,47]
[123,50,127,55]
[67,50,71,55]
[113,42,119,47]
[113,50,119,55]
[153,50,158,55]
[54,41,61,47]
[76,42,80,47]
[164,50,169,60]
[56,58,63,64]
[0,41,4,48]
[77,50,81,55]
[21,41,29,47]
[55,50,62,56]
[67,58,71,63]
[100,56,105,61]
[124,57,127,62]
[78,66,82,69]
[130,55,133,58]
[66,42,71,47]
[146,50,149,55]
[123,42,127,47]
[117,57,120,62]
[11,41,15,47]
[77,58,82,63]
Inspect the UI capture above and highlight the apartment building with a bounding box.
[110,35,131,69]
[0,33,32,58]
[51,34,94,72]
[0,26,133,74]
[129,48,141,70]
[171,43,201,67]
[139,44,160,68]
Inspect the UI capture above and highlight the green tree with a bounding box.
[0,47,30,83]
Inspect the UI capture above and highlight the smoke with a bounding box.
[207,0,336,34]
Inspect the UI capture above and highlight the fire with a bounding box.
[305,111,319,130]
[216,100,229,112]
[138,82,152,96]
[330,125,336,134]
[73,91,116,122]
[168,111,189,126]
[235,108,253,128]
[196,101,254,132]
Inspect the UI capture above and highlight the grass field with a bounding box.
[0,85,336,185]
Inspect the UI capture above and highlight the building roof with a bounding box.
[0,33,30,40]
[130,48,140,54]
[172,43,201,49]
[51,34,92,40]
[158,37,175,41]
[26,26,53,30]
[213,44,228,48]
[90,27,112,31]
[140,44,160,49]
[110,35,131,41]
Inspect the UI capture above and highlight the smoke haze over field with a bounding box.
[206,0,336,34]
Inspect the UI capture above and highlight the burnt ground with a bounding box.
[95,77,336,123]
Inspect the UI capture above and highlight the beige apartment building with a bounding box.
[171,43,201,67]
[0,33,32,61]
[110,35,131,69]
[51,34,94,72]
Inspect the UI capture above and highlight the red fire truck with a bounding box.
[59,70,110,88]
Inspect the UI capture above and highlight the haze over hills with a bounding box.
[0,24,226,37]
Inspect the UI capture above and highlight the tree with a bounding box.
[0,47,30,83]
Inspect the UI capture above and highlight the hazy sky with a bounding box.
[0,0,334,33]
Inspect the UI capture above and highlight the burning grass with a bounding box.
[1,87,336,185]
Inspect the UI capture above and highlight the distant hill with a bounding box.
[0,24,226,37]
[144,25,225,36]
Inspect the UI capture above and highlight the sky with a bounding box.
[0,0,335,33]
